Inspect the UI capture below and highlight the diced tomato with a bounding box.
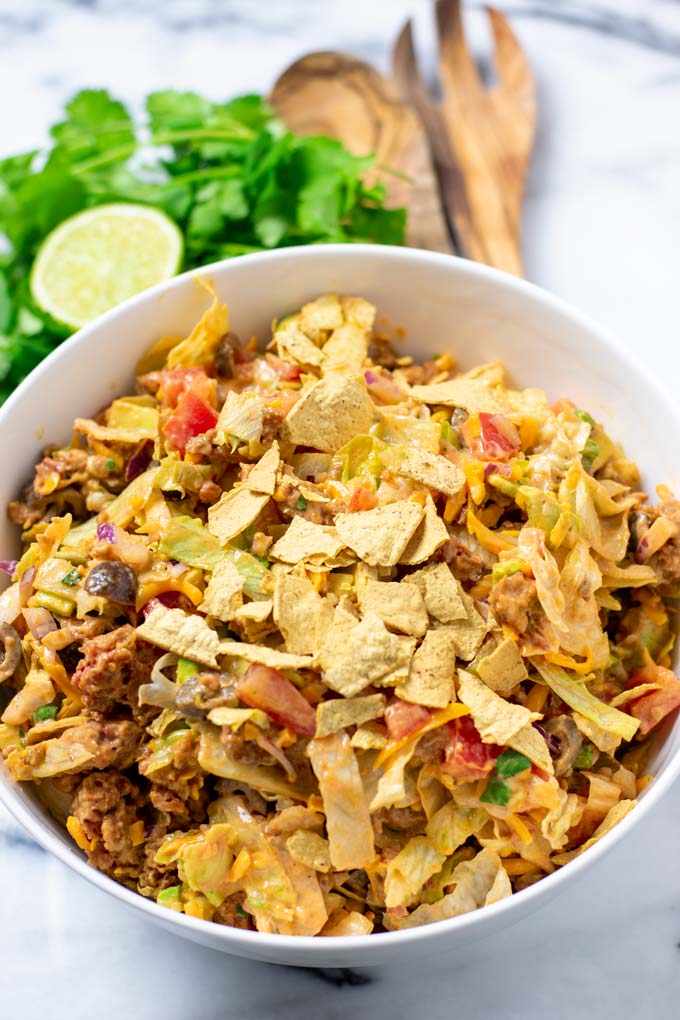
[462,413,521,461]
[348,483,379,513]
[385,700,431,741]
[158,367,215,409]
[163,389,219,457]
[627,664,680,735]
[265,354,302,382]
[550,398,575,415]
[441,716,503,780]
[236,664,317,736]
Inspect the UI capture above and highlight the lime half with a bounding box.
[31,203,183,329]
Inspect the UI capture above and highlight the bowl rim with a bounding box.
[2,241,679,958]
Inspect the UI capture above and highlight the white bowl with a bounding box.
[1,244,679,968]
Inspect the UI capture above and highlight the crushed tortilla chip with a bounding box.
[409,377,509,414]
[269,516,346,564]
[137,606,221,667]
[323,322,370,375]
[351,720,388,749]
[198,559,244,621]
[341,295,376,331]
[233,600,273,623]
[357,580,428,636]
[207,486,269,546]
[393,448,466,497]
[370,743,418,812]
[273,572,323,655]
[395,629,457,708]
[207,706,269,731]
[318,606,415,697]
[477,637,528,695]
[281,373,376,453]
[334,502,425,567]
[300,293,344,340]
[315,693,386,738]
[399,495,450,566]
[573,712,622,755]
[275,318,325,368]
[219,639,312,670]
[457,670,553,773]
[245,441,281,496]
[286,829,331,873]
[403,562,468,623]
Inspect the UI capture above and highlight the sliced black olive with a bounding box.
[84,562,138,605]
[543,715,584,777]
[0,622,21,682]
[214,332,241,379]
[175,672,239,718]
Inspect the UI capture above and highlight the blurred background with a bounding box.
[2,2,680,1018]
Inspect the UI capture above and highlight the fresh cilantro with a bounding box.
[295,494,308,511]
[34,704,58,722]
[0,88,406,402]
[480,777,511,806]
[105,458,117,471]
[495,748,531,778]
[574,408,595,426]
[60,568,81,586]
[582,437,600,468]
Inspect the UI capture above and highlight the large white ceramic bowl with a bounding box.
[1,245,679,968]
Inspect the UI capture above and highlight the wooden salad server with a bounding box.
[394,0,536,276]
[270,50,454,254]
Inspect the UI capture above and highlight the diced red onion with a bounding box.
[126,441,154,482]
[364,370,379,385]
[18,565,36,604]
[97,522,116,543]
[255,733,297,781]
[484,462,513,480]
[0,560,18,577]
[533,722,560,754]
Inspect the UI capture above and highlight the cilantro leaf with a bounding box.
[495,749,531,778]
[480,777,511,806]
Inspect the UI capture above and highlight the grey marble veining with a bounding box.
[2,1,680,1016]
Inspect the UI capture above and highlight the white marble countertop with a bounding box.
[2,0,680,1016]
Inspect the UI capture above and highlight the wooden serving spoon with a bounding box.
[270,50,454,254]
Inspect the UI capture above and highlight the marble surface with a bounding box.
[2,0,680,1016]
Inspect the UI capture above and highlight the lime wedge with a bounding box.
[30,203,183,329]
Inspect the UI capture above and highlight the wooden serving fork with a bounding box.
[393,0,536,276]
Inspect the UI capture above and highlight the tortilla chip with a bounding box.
[436,600,487,660]
[357,580,428,637]
[322,322,369,375]
[300,293,344,340]
[137,606,220,667]
[281,373,376,453]
[245,441,281,496]
[207,486,269,545]
[286,830,331,873]
[457,670,553,773]
[275,318,325,368]
[315,693,386,738]
[269,516,346,563]
[351,720,388,749]
[318,607,415,696]
[399,496,449,566]
[307,732,375,870]
[403,562,468,623]
[410,378,509,414]
[334,502,425,567]
[477,637,528,695]
[273,572,323,655]
[395,630,457,708]
[393,448,466,497]
[218,639,312,670]
[372,635,418,688]
[198,559,244,620]
[233,600,273,623]
[207,707,269,731]
[340,295,376,331]
[457,669,538,746]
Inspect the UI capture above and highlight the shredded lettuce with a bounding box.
[533,661,640,741]
[154,457,213,497]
